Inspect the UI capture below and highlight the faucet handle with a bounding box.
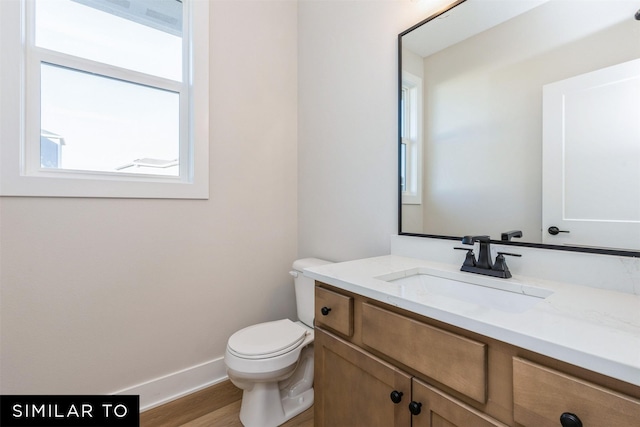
[496,252,522,257]
[493,252,522,278]
[454,247,476,267]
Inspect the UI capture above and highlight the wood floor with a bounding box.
[140,380,314,427]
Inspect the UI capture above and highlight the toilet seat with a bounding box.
[227,319,308,359]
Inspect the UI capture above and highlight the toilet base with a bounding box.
[236,345,314,427]
[282,387,314,419]
[239,386,313,427]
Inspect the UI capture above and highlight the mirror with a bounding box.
[399,0,640,256]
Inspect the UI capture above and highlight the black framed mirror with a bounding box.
[398,0,640,257]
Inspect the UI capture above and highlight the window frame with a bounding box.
[0,0,209,199]
[401,71,422,205]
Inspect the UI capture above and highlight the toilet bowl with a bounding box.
[225,320,314,427]
[224,258,332,427]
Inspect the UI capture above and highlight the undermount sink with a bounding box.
[378,269,553,313]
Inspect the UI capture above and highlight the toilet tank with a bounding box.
[291,258,333,327]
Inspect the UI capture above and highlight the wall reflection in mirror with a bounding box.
[399,0,640,255]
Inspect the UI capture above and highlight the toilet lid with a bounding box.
[228,319,307,359]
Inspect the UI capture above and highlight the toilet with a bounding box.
[224,258,332,427]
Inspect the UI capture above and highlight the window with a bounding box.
[401,71,422,205]
[0,0,209,198]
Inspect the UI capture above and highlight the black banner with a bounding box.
[0,395,139,427]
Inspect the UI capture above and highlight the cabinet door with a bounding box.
[314,328,412,427]
[411,378,508,427]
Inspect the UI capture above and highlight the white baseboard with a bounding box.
[113,357,228,411]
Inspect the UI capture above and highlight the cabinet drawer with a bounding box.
[315,286,353,337]
[513,357,640,426]
[362,303,487,403]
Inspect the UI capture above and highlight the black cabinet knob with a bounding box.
[408,401,422,415]
[389,390,403,404]
[320,306,331,316]
[560,412,582,427]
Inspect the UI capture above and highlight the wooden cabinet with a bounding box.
[314,283,505,427]
[314,282,640,427]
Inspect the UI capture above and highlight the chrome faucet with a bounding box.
[455,234,522,279]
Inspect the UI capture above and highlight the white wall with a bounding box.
[0,0,298,408]
[297,0,450,262]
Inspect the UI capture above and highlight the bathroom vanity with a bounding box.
[306,256,640,427]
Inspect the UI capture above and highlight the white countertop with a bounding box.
[304,255,640,387]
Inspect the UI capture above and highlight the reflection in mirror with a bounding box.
[399,0,640,255]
